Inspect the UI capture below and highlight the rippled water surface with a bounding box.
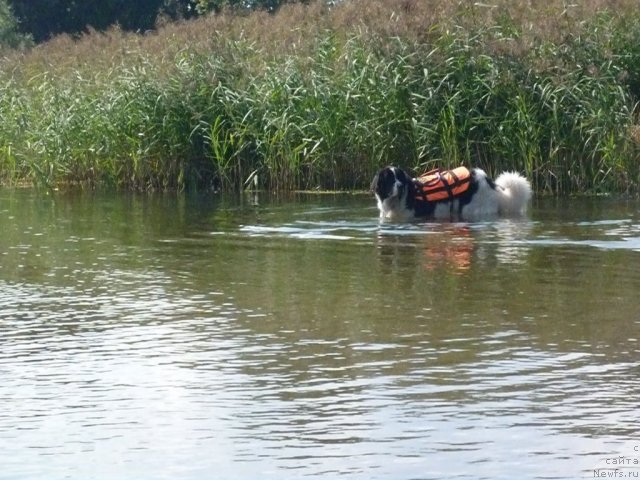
[1,190,639,480]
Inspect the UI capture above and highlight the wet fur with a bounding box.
[371,166,532,222]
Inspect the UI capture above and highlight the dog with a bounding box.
[371,166,532,222]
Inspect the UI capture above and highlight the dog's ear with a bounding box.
[371,167,393,192]
[370,171,381,193]
[395,168,410,183]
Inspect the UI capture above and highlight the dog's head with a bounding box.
[370,166,412,201]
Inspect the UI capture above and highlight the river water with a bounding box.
[0,189,639,480]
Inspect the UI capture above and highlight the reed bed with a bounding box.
[1,0,640,193]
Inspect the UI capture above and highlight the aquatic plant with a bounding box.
[0,0,639,193]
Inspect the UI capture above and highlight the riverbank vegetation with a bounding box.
[1,0,640,193]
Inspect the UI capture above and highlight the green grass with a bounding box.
[1,0,640,193]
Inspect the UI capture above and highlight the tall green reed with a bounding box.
[0,1,639,193]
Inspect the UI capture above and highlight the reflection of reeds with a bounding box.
[1,0,639,193]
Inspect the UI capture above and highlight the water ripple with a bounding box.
[1,193,640,480]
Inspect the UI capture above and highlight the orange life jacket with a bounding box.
[415,166,472,202]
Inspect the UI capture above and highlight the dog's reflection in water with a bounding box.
[375,225,474,275]
[421,227,473,272]
[375,220,531,274]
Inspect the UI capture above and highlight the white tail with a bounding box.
[495,171,533,215]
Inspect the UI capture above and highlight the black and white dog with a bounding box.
[371,166,532,222]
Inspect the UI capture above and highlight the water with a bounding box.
[1,190,639,480]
